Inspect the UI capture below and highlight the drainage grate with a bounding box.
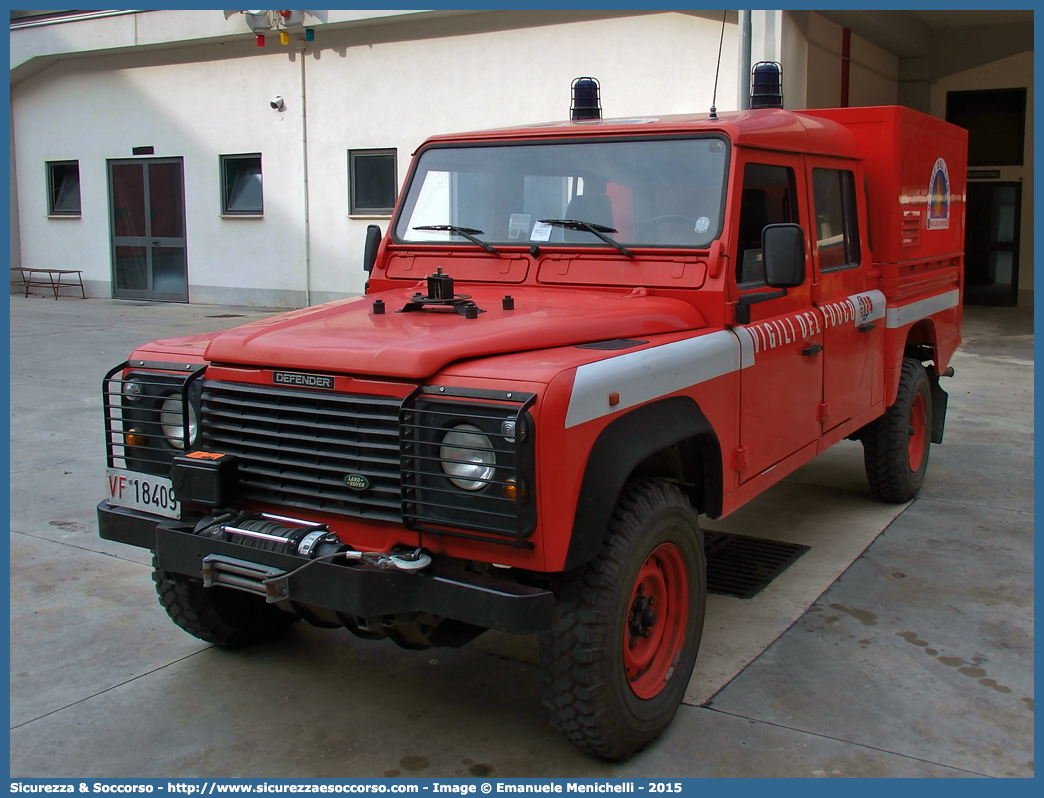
[703,531,810,600]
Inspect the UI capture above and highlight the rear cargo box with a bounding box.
[806,106,967,378]
[802,106,968,267]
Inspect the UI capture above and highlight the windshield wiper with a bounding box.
[412,225,501,257]
[538,219,634,258]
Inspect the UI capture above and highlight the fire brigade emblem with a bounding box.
[857,294,874,322]
[927,158,950,230]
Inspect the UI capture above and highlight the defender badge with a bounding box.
[273,371,334,390]
[344,474,370,491]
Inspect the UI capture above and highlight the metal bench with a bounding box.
[11,268,86,300]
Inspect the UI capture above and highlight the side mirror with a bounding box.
[762,223,805,288]
[363,224,382,273]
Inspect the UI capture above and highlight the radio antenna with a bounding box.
[709,10,727,120]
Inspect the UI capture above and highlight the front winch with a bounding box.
[189,511,432,604]
[193,511,342,559]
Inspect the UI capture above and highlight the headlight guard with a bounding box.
[400,386,537,547]
[102,360,205,476]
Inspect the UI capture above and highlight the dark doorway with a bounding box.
[108,158,188,302]
[946,88,1027,167]
[964,181,1021,307]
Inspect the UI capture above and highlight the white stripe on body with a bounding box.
[885,289,959,328]
[564,330,744,429]
[563,289,892,429]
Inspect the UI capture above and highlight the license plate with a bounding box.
[106,468,181,519]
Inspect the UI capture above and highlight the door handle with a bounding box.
[857,322,876,333]
[801,343,823,357]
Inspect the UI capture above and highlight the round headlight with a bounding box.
[159,395,198,450]
[440,424,495,491]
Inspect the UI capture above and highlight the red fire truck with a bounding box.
[99,75,966,759]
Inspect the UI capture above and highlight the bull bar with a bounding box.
[97,502,554,635]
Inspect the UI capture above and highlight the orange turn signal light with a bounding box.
[502,478,528,502]
[125,429,146,448]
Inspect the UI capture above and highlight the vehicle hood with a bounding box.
[200,286,706,379]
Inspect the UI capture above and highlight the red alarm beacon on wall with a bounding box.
[98,66,967,761]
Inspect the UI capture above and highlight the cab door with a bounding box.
[804,160,881,430]
[731,155,823,480]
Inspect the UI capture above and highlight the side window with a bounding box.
[349,149,397,215]
[221,154,263,215]
[811,168,860,270]
[737,163,798,285]
[47,160,81,216]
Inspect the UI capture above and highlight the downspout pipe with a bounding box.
[738,10,752,110]
[297,41,312,307]
[840,27,851,107]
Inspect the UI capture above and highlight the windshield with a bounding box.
[394,136,729,249]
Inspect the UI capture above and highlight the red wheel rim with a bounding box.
[622,542,690,699]
[908,391,928,472]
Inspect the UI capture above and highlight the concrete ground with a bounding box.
[8,295,1034,778]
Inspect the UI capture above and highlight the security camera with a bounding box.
[270,96,285,111]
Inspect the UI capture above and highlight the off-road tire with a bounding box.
[540,480,706,761]
[153,560,298,648]
[861,357,933,503]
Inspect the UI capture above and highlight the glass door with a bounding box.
[109,158,188,302]
[964,182,1021,307]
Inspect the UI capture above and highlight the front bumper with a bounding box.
[97,502,553,635]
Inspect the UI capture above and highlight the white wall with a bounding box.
[849,33,899,107]
[13,45,307,305]
[11,11,737,307]
[10,9,435,78]
[929,52,1034,299]
[10,106,21,271]
[781,12,808,110]
[790,11,898,110]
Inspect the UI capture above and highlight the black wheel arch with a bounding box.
[563,396,722,571]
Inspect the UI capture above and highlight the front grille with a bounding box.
[199,380,404,522]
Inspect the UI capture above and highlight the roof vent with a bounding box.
[750,62,783,109]
[570,77,601,122]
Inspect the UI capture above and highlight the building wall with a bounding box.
[929,52,1034,302]
[797,12,898,110]
[784,13,1033,306]
[13,45,308,306]
[781,13,808,110]
[11,11,737,307]
[10,107,21,271]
